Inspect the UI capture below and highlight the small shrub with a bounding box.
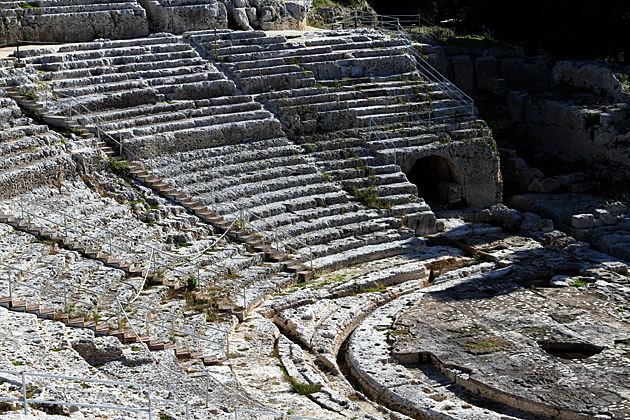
[570,277,590,288]
[290,381,322,395]
[358,283,386,293]
[187,276,198,290]
[352,186,391,210]
[20,87,39,100]
[461,337,509,353]
[108,157,130,177]
[0,402,17,413]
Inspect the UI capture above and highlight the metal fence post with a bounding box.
[243,284,247,312]
[204,375,210,408]
[20,198,24,219]
[108,231,112,255]
[63,286,68,314]
[21,371,28,415]
[170,312,175,342]
[63,214,68,237]
[117,300,121,330]
[185,401,189,420]
[8,268,12,298]
[147,384,152,420]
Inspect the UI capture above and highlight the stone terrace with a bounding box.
[186,29,499,215]
[141,137,424,274]
[10,34,283,157]
[0,0,149,42]
[0,88,92,199]
[187,29,416,95]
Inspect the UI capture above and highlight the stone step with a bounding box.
[54,312,69,323]
[25,304,40,314]
[266,250,290,263]
[148,340,166,351]
[175,347,190,359]
[67,317,85,327]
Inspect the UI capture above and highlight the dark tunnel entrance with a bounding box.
[407,155,465,208]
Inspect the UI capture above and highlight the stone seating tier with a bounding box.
[13,36,237,117]
[0,90,90,200]
[140,135,417,271]
[186,30,415,93]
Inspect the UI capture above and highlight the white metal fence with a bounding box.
[0,369,189,419]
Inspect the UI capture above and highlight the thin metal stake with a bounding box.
[117,300,121,330]
[151,250,156,275]
[22,371,28,415]
[185,401,189,420]
[147,384,153,420]
[64,286,68,314]
[205,375,209,408]
[20,198,24,219]
[63,214,68,238]
[8,268,12,298]
[108,231,112,254]
[170,313,175,342]
[243,284,246,312]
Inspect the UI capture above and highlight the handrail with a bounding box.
[0,368,189,419]
[327,12,475,120]
[17,197,226,281]
[235,408,328,420]
[0,262,228,357]
[234,207,314,271]
[1,263,72,313]
[0,260,136,307]
[368,118,397,166]
[7,66,139,161]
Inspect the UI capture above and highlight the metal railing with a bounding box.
[17,197,227,284]
[7,66,139,161]
[0,369,189,420]
[328,12,475,120]
[235,207,314,272]
[120,299,230,357]
[0,263,229,358]
[235,408,328,420]
[368,117,397,166]
[0,262,89,314]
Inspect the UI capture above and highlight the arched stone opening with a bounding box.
[407,155,465,208]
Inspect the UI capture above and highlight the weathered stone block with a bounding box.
[571,213,598,229]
